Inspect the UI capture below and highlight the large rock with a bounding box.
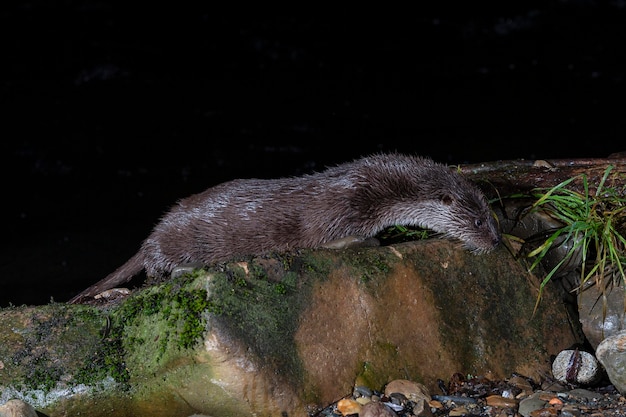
[578,281,626,393]
[596,330,626,394]
[578,280,626,350]
[0,240,580,417]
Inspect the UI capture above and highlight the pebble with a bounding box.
[355,385,373,397]
[410,399,432,417]
[383,379,431,403]
[314,375,626,417]
[560,404,581,417]
[360,401,398,417]
[447,406,468,416]
[355,396,371,405]
[0,399,38,417]
[485,394,518,408]
[431,395,477,405]
[567,388,604,400]
[530,407,558,416]
[336,398,362,416]
[518,393,549,416]
[552,349,603,385]
[509,375,534,396]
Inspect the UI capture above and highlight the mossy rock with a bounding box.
[0,240,582,417]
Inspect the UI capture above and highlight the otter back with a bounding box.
[69,152,500,303]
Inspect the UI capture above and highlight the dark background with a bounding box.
[2,3,625,306]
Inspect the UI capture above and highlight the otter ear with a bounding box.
[441,193,454,206]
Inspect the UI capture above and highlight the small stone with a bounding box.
[411,398,433,417]
[382,402,403,413]
[354,385,373,398]
[428,399,443,409]
[500,389,515,399]
[529,407,558,417]
[387,392,408,407]
[538,393,558,401]
[360,401,397,417]
[384,379,431,403]
[548,397,563,405]
[560,404,582,417]
[509,375,534,395]
[485,394,518,408]
[355,396,371,405]
[448,406,468,416]
[567,388,604,400]
[552,349,603,385]
[518,393,548,417]
[0,399,38,417]
[431,395,477,405]
[336,398,362,416]
[541,379,567,391]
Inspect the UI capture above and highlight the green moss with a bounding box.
[299,251,336,276]
[354,361,388,392]
[100,270,215,380]
[2,249,395,404]
[73,321,130,388]
[0,303,114,393]
[203,257,314,383]
[172,289,212,349]
[341,248,394,285]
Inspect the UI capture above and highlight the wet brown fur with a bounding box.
[69,152,501,303]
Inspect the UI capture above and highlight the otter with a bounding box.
[69,152,501,303]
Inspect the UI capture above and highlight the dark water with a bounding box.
[2,4,625,306]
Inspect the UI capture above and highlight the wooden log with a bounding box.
[458,156,626,199]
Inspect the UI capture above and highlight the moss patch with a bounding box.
[0,303,109,393]
[203,255,314,383]
[107,270,214,381]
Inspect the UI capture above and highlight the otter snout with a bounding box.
[466,216,501,254]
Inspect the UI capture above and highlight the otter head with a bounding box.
[438,184,501,254]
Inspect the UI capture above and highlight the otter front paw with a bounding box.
[321,236,380,250]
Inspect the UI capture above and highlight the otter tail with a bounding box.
[68,252,145,304]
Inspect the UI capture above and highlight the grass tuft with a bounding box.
[518,165,626,316]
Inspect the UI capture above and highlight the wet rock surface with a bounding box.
[578,282,626,351]
[596,330,626,397]
[0,240,582,416]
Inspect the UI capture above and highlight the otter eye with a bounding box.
[475,219,483,228]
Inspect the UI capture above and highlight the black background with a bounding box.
[2,3,625,306]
